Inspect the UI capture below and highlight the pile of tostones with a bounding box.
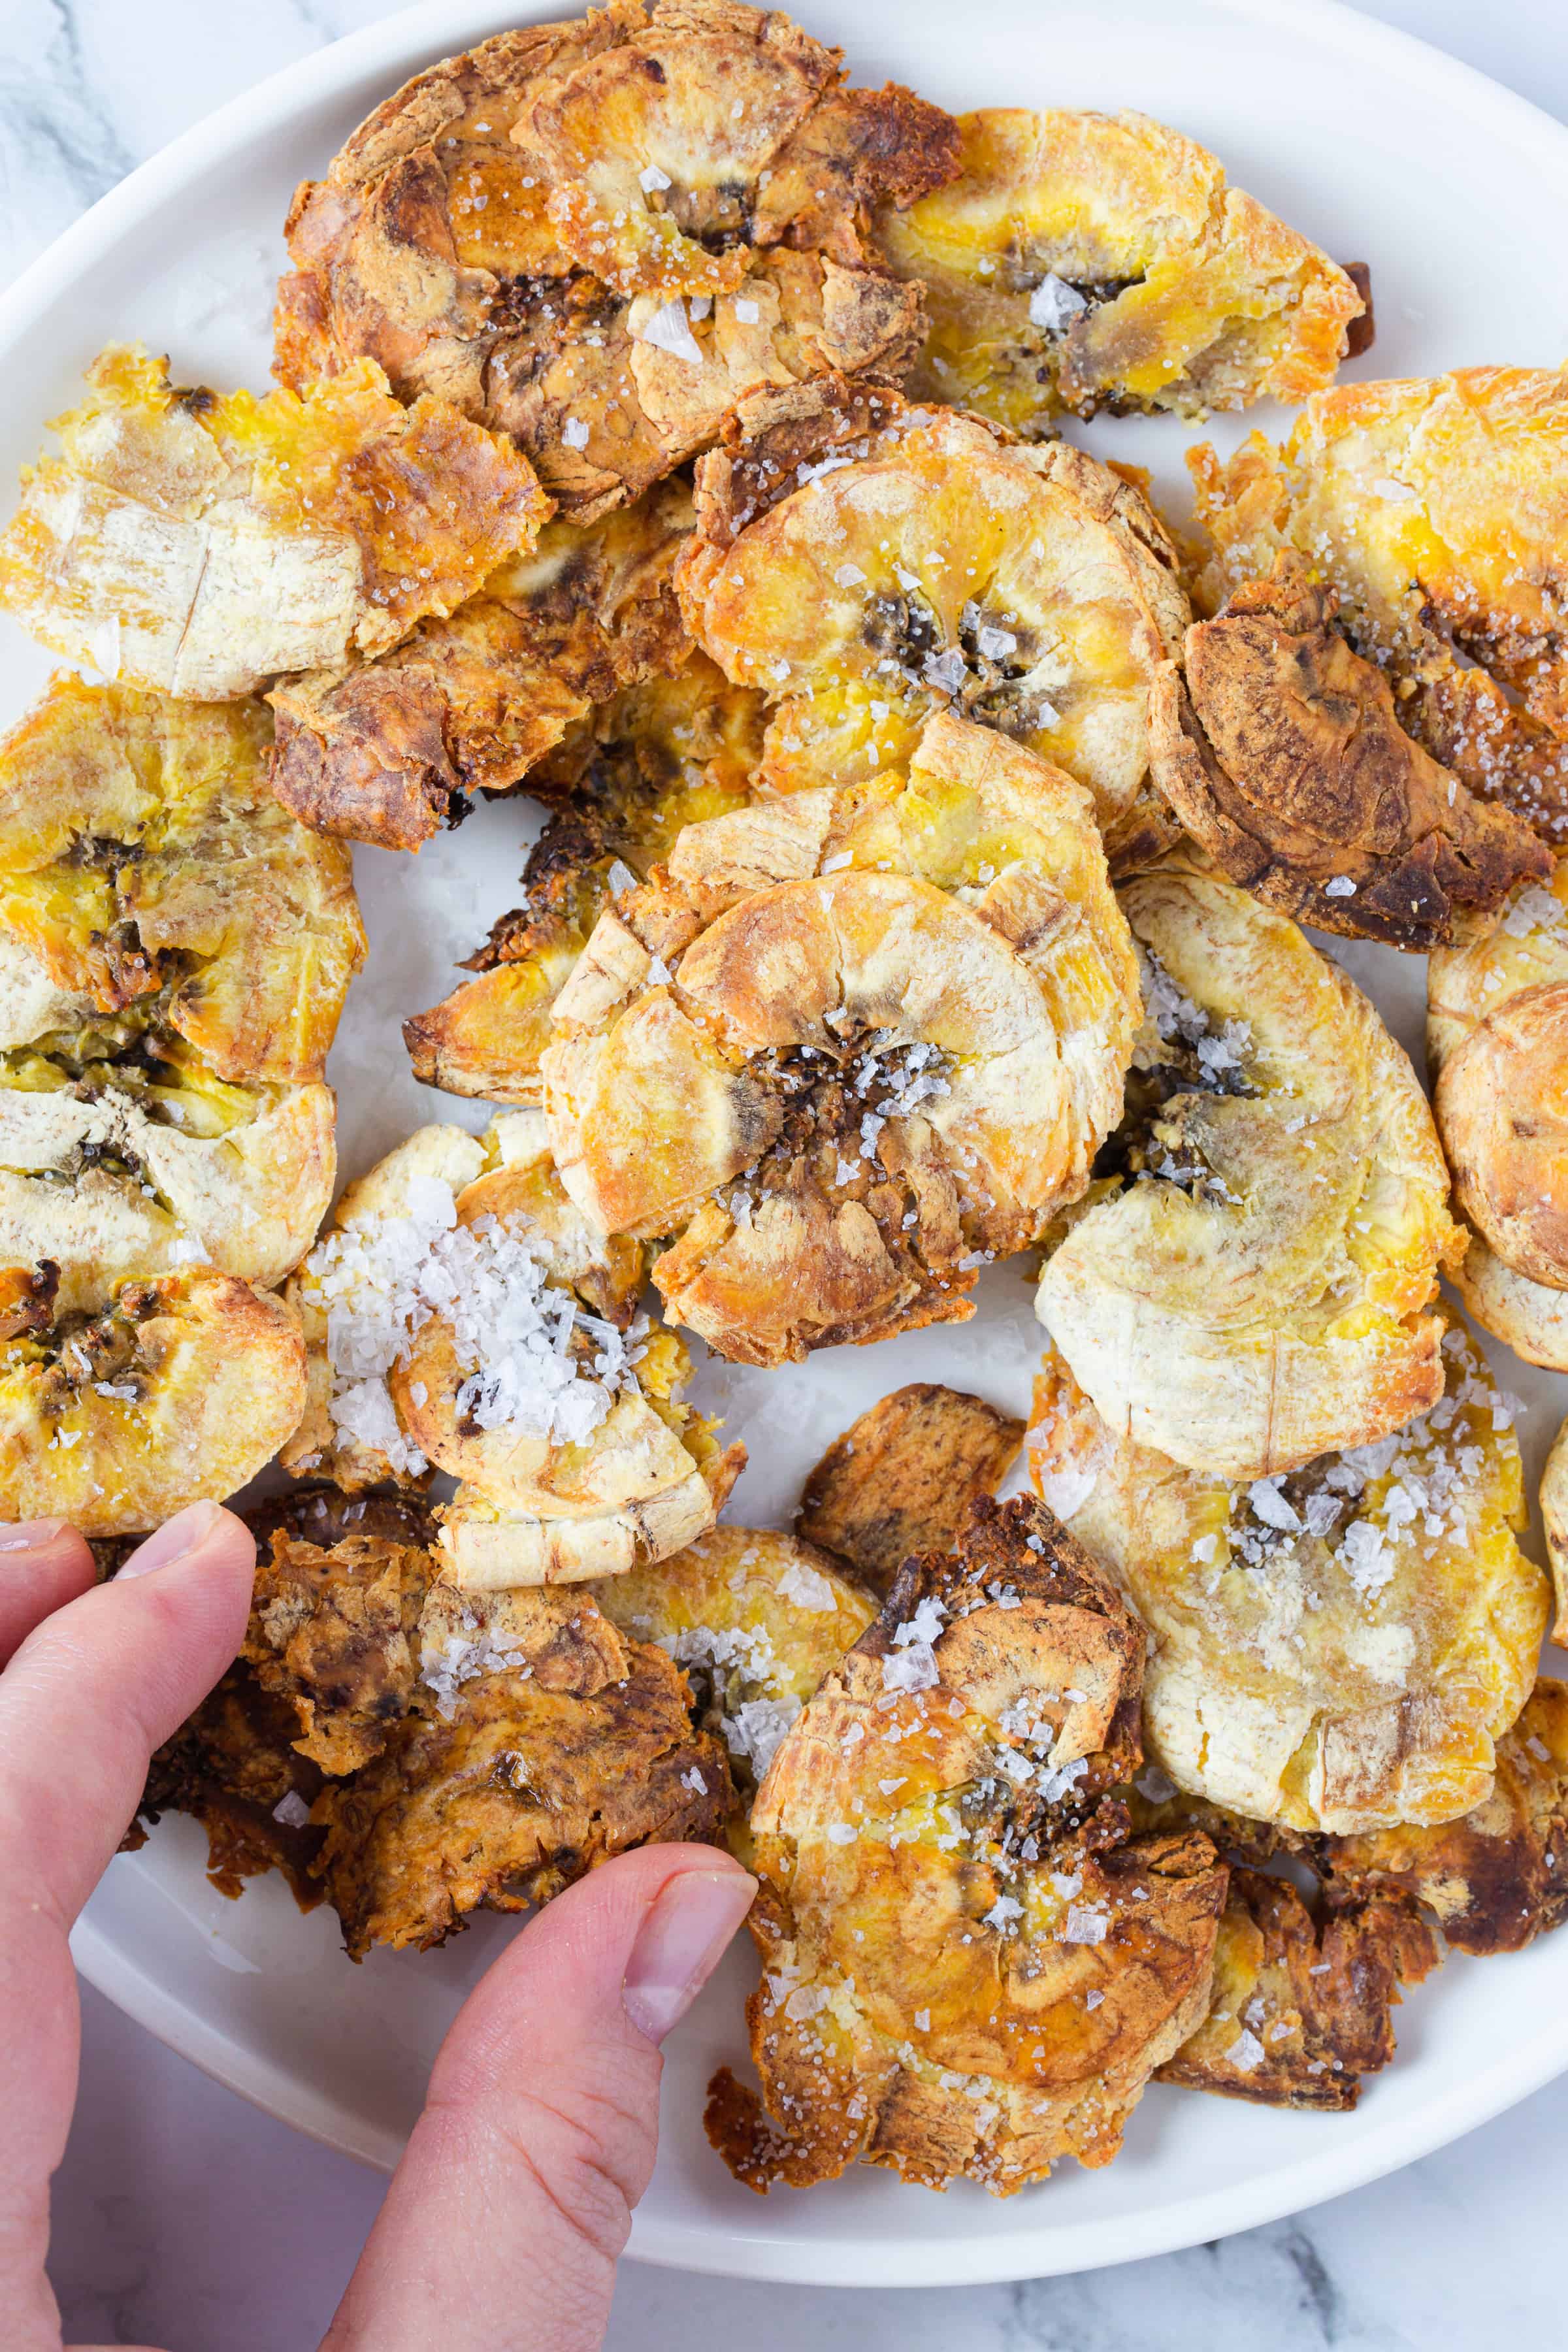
[3,0,1567,2204]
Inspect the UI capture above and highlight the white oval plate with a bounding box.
[6,0,1568,2289]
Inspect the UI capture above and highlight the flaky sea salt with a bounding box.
[304,1173,639,1477]
[881,1642,940,1694]
[421,1616,530,1720]
[778,1557,840,1612]
[1337,1516,1395,1599]
[922,646,968,697]
[1028,273,1088,333]
[634,296,704,366]
[975,624,1017,661]
[1248,1477,1301,1534]
[1500,883,1567,938]
[724,1695,802,1780]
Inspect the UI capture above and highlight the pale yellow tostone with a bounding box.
[0,672,363,1084]
[543,709,1141,1365]
[1190,368,1568,662]
[1537,1418,1568,1649]
[283,1109,730,1589]
[677,403,1190,856]
[0,943,335,1313]
[1037,852,1462,1480]
[0,1265,307,1537]
[282,1122,491,1497]
[875,107,1363,433]
[0,670,357,1310]
[0,346,549,701]
[1029,1326,1548,1836]
[400,655,766,1105]
[1429,864,1568,1367]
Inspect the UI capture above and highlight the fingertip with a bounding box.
[442,1843,757,2082]
[117,1498,257,1582]
[0,1520,97,1667]
[622,1861,758,2045]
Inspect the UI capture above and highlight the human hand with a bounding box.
[0,1502,757,2352]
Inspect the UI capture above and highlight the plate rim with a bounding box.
[15,0,1568,2286]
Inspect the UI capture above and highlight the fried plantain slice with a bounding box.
[1155,1869,1436,2112]
[0,986,335,1313]
[280,1120,487,1494]
[242,1529,430,1776]
[314,1578,734,1957]
[678,391,1190,850]
[1188,369,1568,843]
[1428,867,1568,1358]
[268,484,697,850]
[1446,1233,1568,1373]
[705,1495,1226,2195]
[284,1109,730,1585]
[0,674,363,1078]
[0,1263,307,1535]
[1538,1433,1568,1650]
[242,1482,436,1558]
[274,7,953,519]
[1037,851,1462,1479]
[135,1665,327,1908]
[1313,1680,1568,1954]
[1028,1324,1548,1836]
[1148,568,1548,947]
[544,709,1140,1364]
[876,108,1364,434]
[404,653,765,1101]
[596,1525,875,1797]
[0,346,549,702]
[797,1382,1024,1594]
[136,1512,736,1949]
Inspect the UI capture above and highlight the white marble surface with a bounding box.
[6,0,1566,2342]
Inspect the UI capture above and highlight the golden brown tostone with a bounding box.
[137,1514,736,1959]
[274,3,955,519]
[1156,1869,1437,2112]
[268,483,699,850]
[797,1381,1024,1595]
[1149,569,1550,949]
[706,1495,1228,2195]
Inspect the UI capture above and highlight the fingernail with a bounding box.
[0,1518,73,1555]
[623,1869,757,2046]
[118,1499,226,1580]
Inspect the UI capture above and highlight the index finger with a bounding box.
[0,1501,256,1929]
[0,1501,257,2351]
[0,1522,96,1669]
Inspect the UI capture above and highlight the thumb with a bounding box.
[321,1844,755,2352]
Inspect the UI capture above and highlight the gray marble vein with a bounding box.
[8,2,1568,2347]
[0,0,135,284]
